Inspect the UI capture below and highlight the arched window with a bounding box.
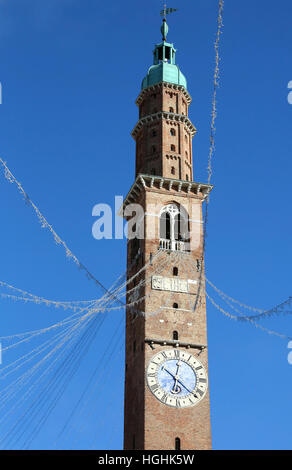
[152,129,157,137]
[173,303,178,309]
[159,204,190,252]
[170,128,176,136]
[169,107,174,113]
[151,145,156,154]
[186,174,189,181]
[175,437,181,450]
[171,144,176,152]
[173,331,178,341]
[173,267,178,276]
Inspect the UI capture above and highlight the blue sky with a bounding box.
[0,0,291,450]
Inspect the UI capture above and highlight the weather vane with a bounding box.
[160,3,178,20]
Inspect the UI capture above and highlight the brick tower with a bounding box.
[122,18,213,451]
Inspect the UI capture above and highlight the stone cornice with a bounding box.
[119,174,214,217]
[135,82,192,106]
[131,112,197,140]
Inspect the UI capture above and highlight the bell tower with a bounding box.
[123,17,213,451]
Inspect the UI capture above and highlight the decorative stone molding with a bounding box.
[132,111,197,140]
[135,82,192,107]
[119,173,214,217]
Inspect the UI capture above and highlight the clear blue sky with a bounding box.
[0,0,291,450]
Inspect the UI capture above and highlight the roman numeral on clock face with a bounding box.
[195,388,204,397]
[174,349,180,359]
[199,378,207,383]
[161,393,168,403]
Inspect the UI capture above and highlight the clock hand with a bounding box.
[162,366,196,395]
[162,366,182,394]
[175,377,194,395]
[161,366,175,379]
[172,361,182,394]
[162,367,195,394]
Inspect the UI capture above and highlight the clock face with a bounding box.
[146,349,208,408]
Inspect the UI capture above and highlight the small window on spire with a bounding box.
[171,167,175,175]
[173,267,178,276]
[175,437,181,450]
[173,303,178,309]
[170,128,176,136]
[171,145,176,152]
[169,107,174,113]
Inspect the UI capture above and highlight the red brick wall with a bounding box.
[135,85,194,180]
[123,187,212,450]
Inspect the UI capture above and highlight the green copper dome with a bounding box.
[142,19,187,91]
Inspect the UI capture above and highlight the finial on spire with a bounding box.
[160,4,178,41]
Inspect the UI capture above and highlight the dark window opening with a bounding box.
[175,437,181,450]
[186,174,189,181]
[171,144,176,152]
[165,46,171,60]
[169,107,174,113]
[170,128,176,136]
[174,212,190,242]
[151,145,156,154]
[160,212,171,240]
[151,168,156,175]
[131,237,140,261]
[173,303,178,309]
[173,267,178,276]
[173,331,179,341]
[133,341,136,353]
[152,129,157,137]
[171,167,175,175]
[174,213,181,241]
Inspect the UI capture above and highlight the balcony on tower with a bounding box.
[159,203,190,253]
